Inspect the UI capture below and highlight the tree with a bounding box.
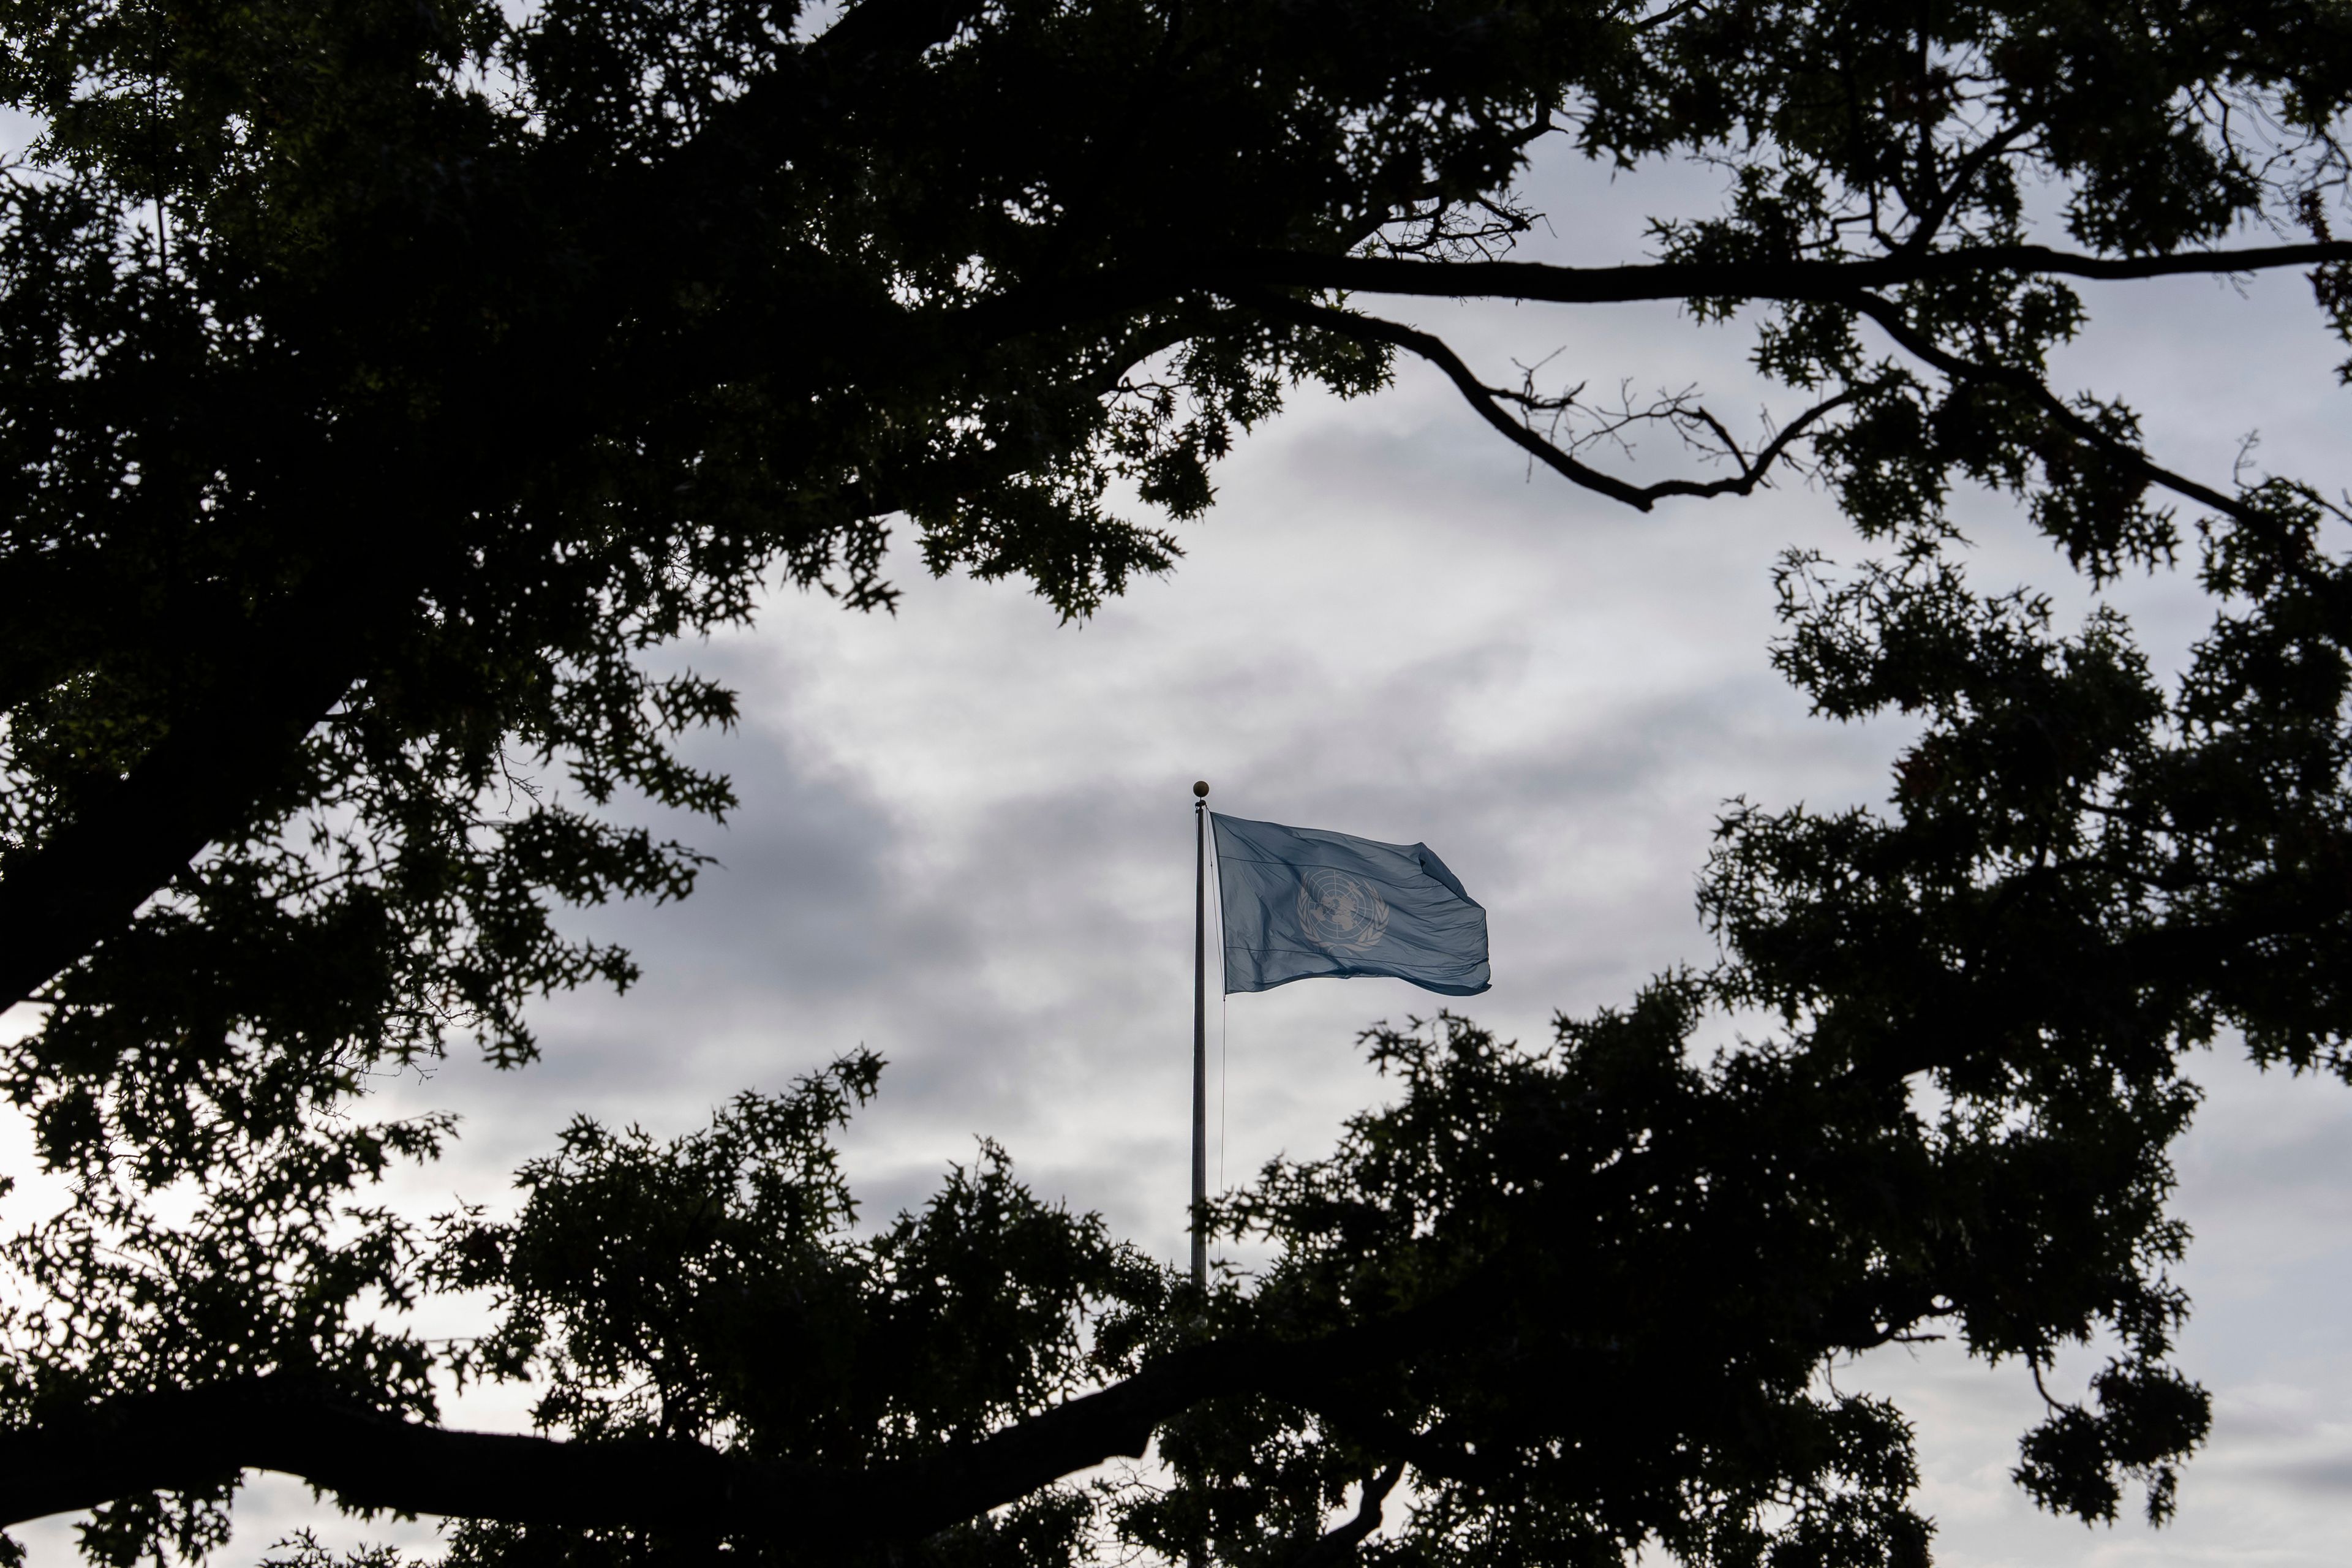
[2,0,2350,1563]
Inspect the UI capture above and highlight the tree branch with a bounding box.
[1630,0,1711,34]
[0,1340,1310,1542]
[1291,1464,1406,1568]
[0,621,371,1016]
[1193,238,2352,307]
[1898,127,2029,256]
[1243,290,1856,511]
[1841,292,2253,522]
[805,0,984,69]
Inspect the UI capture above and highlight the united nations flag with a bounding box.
[1211,813,1490,996]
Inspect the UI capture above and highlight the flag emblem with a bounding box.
[1212,812,1490,996]
[1296,869,1390,952]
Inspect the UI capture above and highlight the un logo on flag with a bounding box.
[1296,868,1390,952]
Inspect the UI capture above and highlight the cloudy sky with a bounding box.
[12,140,2352,1568]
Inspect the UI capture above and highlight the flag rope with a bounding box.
[1216,830,1228,1213]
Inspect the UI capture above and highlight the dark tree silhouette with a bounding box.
[3,0,2350,1564]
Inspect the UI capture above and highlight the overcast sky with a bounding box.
[11,140,2352,1568]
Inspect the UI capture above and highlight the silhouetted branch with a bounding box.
[1291,1465,1406,1568]
[1243,291,1858,511]
[1841,292,2252,522]
[807,0,986,65]
[1630,0,1711,33]
[1899,127,2030,255]
[0,1338,1376,1542]
[1193,238,2352,307]
[0,606,374,1016]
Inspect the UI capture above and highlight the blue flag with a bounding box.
[1212,813,1490,997]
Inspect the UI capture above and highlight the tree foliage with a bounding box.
[2,0,2351,1564]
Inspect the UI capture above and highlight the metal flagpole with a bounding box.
[1191,780,1210,1293]
[1188,780,1211,1568]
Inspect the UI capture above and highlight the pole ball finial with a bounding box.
[1193,780,1210,798]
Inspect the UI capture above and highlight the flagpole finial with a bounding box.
[1193,780,1210,798]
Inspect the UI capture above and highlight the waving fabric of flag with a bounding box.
[1211,813,1490,997]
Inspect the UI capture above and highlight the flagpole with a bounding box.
[1191,780,1210,1294]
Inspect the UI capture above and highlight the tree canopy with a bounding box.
[2,0,2350,1565]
